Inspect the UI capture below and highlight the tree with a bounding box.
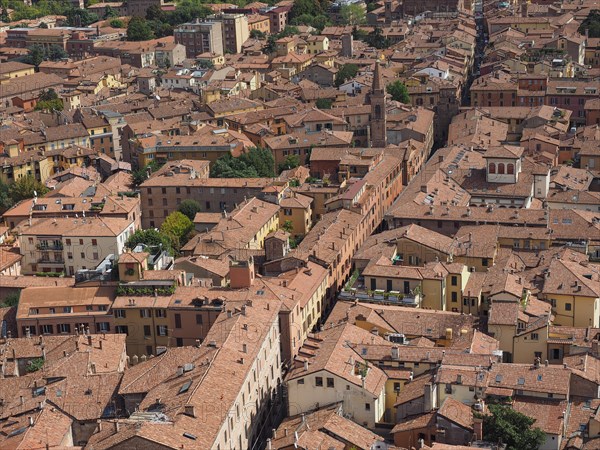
[103,5,118,18]
[210,147,275,178]
[160,211,193,250]
[340,3,365,26]
[0,180,12,212]
[335,63,358,87]
[316,98,333,109]
[0,291,20,308]
[386,80,410,103]
[178,199,202,221]
[281,220,294,233]
[278,155,300,173]
[39,88,59,102]
[132,160,163,186]
[47,44,68,61]
[35,98,63,111]
[127,16,155,41]
[250,29,266,39]
[366,27,389,49]
[109,18,124,28]
[65,8,99,27]
[9,176,48,203]
[25,44,45,68]
[579,9,600,38]
[126,229,174,255]
[483,404,546,450]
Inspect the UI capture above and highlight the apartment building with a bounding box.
[174,19,224,58]
[286,323,388,428]
[181,198,280,257]
[16,216,136,275]
[89,273,283,450]
[208,13,249,54]
[140,160,271,228]
[16,285,115,337]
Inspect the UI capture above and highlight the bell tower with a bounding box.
[370,61,387,148]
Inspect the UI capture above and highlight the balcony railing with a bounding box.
[37,258,65,265]
[36,243,63,251]
[339,288,421,307]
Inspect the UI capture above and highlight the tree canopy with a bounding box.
[125,229,174,255]
[23,44,68,67]
[160,211,194,251]
[579,9,600,38]
[386,80,410,103]
[210,147,275,178]
[9,176,49,204]
[483,404,546,450]
[178,199,202,221]
[132,160,163,186]
[127,16,155,41]
[335,63,359,87]
[340,3,365,26]
[365,27,389,49]
[35,88,63,111]
[278,155,301,174]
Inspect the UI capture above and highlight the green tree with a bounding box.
[39,88,59,102]
[9,176,48,203]
[483,404,546,450]
[316,98,333,109]
[34,98,63,111]
[126,229,174,255]
[103,5,118,18]
[26,358,44,373]
[281,220,294,233]
[178,199,202,221]
[47,44,68,61]
[291,0,323,19]
[25,44,46,68]
[366,27,389,49]
[335,63,359,87]
[127,16,155,41]
[210,147,275,178]
[0,291,20,308]
[65,8,99,27]
[278,154,300,173]
[160,211,193,250]
[340,3,365,25]
[132,160,163,186]
[0,180,12,212]
[579,9,600,38]
[250,29,266,39]
[386,80,410,103]
[109,18,124,28]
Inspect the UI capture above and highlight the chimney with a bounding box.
[473,417,483,440]
[88,335,93,346]
[304,359,309,371]
[423,383,434,412]
[391,346,399,360]
[185,405,196,417]
[28,416,33,426]
[267,439,272,450]
[99,340,103,350]
[438,155,444,163]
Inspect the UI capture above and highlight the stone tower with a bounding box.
[370,61,387,148]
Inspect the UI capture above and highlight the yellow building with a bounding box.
[0,61,35,81]
[279,192,313,237]
[112,292,173,358]
[540,258,600,328]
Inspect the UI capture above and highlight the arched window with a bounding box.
[498,163,505,174]
[489,163,496,174]
[507,163,515,174]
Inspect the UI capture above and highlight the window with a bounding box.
[565,303,572,311]
[507,163,515,174]
[41,324,53,335]
[115,309,126,318]
[451,292,458,302]
[482,258,489,267]
[116,325,129,334]
[327,377,334,388]
[58,324,70,333]
[315,376,323,387]
[143,325,151,337]
[489,163,496,174]
[155,309,166,318]
[140,309,151,318]
[531,333,539,341]
[79,239,83,245]
[175,313,182,328]
[365,403,371,411]
[297,378,304,385]
[498,163,505,174]
[91,239,97,246]
[96,322,110,332]
[451,276,457,286]
[157,325,168,336]
[63,307,72,313]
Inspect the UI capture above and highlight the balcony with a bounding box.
[36,243,63,251]
[339,288,421,307]
[37,258,65,265]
